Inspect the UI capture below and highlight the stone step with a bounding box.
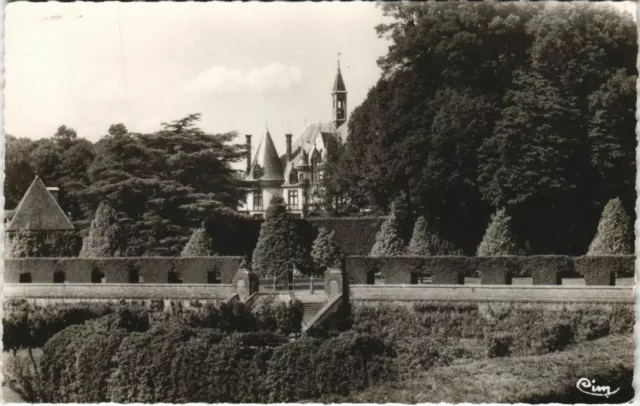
[302,301,326,325]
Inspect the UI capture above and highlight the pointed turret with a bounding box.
[332,56,348,128]
[247,130,284,181]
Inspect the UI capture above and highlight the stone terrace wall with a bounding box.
[345,255,635,286]
[4,257,242,284]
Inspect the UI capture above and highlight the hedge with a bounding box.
[205,216,386,258]
[574,255,634,285]
[345,255,634,285]
[2,299,304,353]
[4,257,242,284]
[39,321,393,403]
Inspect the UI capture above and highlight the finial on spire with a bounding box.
[337,52,342,69]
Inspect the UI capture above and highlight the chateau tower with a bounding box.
[332,57,347,129]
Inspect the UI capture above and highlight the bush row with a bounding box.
[2,299,303,353]
[346,255,635,285]
[36,319,393,403]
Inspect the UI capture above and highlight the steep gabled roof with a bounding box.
[247,131,284,181]
[332,67,347,93]
[7,176,75,232]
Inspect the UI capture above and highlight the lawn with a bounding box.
[326,334,634,404]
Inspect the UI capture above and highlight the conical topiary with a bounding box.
[80,203,123,258]
[252,196,307,278]
[587,198,632,255]
[407,216,463,256]
[181,226,214,257]
[311,228,342,273]
[477,208,524,256]
[370,201,405,256]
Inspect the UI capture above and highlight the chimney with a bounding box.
[245,134,252,175]
[285,133,292,161]
[47,187,60,203]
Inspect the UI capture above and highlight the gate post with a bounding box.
[232,264,259,301]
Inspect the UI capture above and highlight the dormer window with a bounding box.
[252,165,264,179]
[289,169,298,185]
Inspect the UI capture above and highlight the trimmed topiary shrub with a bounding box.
[587,198,632,255]
[370,201,405,256]
[477,208,526,256]
[181,226,214,256]
[80,203,124,258]
[311,228,342,274]
[407,216,463,256]
[252,196,310,277]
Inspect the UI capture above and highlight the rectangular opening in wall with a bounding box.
[19,273,32,283]
[53,271,66,283]
[168,271,183,284]
[129,269,140,283]
[207,270,221,284]
[91,268,105,283]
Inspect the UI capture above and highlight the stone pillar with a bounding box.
[232,267,259,301]
[325,267,343,298]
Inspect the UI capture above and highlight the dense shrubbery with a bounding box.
[2,299,304,354]
[31,319,393,403]
[330,335,635,404]
[350,301,633,377]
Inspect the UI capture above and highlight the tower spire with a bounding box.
[332,53,347,128]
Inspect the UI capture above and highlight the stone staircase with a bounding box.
[302,301,326,327]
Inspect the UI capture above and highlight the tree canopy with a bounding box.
[326,2,636,254]
[5,114,247,256]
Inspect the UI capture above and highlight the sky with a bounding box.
[4,1,637,163]
[4,1,393,158]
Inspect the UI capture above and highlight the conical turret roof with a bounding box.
[248,131,284,181]
[7,176,75,231]
[332,67,347,93]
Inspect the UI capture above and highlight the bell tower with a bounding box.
[332,54,347,128]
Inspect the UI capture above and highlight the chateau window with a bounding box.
[289,169,298,185]
[287,190,299,210]
[318,172,324,181]
[19,273,32,283]
[299,173,305,182]
[253,191,263,211]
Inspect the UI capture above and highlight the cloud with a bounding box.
[185,62,302,95]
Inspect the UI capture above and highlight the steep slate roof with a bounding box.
[6,176,75,232]
[247,131,284,181]
[332,67,347,93]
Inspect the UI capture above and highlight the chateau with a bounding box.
[238,63,348,218]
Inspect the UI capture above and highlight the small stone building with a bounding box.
[5,176,76,256]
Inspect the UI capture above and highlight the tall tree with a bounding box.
[53,125,78,149]
[588,70,636,206]
[83,114,246,256]
[79,203,123,258]
[587,198,632,256]
[252,196,308,278]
